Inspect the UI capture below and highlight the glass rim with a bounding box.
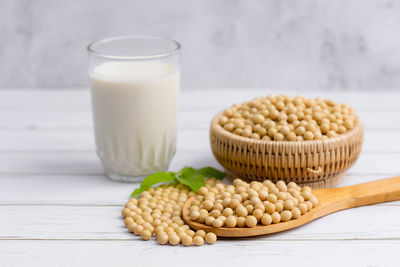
[87,35,181,60]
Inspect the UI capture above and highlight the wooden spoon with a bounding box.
[182,176,400,237]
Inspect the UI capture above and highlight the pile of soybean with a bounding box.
[122,178,318,246]
[122,183,217,246]
[189,179,318,227]
[218,94,356,141]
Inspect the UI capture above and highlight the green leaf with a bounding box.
[175,173,205,192]
[129,166,225,197]
[194,167,225,180]
[180,166,195,177]
[131,172,176,197]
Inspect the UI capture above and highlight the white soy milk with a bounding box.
[90,61,179,179]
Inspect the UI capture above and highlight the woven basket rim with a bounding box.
[211,112,363,147]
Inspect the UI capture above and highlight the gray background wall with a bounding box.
[1,0,400,90]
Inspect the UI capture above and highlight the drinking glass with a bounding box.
[87,36,180,181]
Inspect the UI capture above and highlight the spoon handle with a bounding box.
[316,176,400,211]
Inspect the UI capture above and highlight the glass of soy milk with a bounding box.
[87,36,180,181]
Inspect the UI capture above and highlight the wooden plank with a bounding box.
[0,149,398,176]
[0,106,399,131]
[1,205,400,241]
[0,128,399,153]
[0,240,398,267]
[0,174,134,205]
[1,89,400,111]
[0,149,218,175]
[0,173,398,206]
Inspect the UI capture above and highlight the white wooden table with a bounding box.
[1,89,400,266]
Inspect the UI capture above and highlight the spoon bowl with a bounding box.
[182,176,400,237]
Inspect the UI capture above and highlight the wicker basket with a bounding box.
[210,113,364,188]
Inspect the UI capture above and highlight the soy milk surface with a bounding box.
[90,61,179,178]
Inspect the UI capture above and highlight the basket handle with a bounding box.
[306,166,323,175]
